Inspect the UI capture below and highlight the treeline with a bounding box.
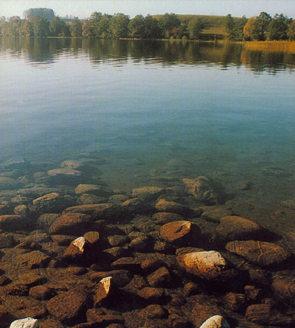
[0,9,295,41]
[229,12,295,41]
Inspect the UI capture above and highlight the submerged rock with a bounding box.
[49,213,92,235]
[159,220,194,244]
[75,184,111,197]
[225,240,290,267]
[132,186,164,200]
[183,176,224,205]
[0,176,17,189]
[216,215,264,241]
[63,203,124,221]
[0,215,28,231]
[32,192,72,213]
[9,317,39,328]
[177,251,227,280]
[61,160,81,169]
[47,168,81,177]
[155,199,188,215]
[199,315,230,328]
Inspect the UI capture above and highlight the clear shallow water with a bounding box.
[0,38,295,236]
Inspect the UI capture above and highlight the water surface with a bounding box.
[0,38,294,237]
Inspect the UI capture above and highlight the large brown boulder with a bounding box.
[46,289,88,324]
[63,203,124,221]
[216,216,264,241]
[225,240,290,267]
[183,176,224,205]
[177,251,227,280]
[159,220,195,244]
[49,213,92,235]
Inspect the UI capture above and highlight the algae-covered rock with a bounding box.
[225,240,290,267]
[183,176,224,204]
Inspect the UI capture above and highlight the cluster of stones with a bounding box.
[0,160,294,328]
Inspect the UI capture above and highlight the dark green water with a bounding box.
[0,38,294,238]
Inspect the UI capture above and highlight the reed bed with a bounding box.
[244,41,295,54]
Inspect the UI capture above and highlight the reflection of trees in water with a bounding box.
[0,38,294,73]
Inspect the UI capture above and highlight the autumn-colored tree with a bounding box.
[243,17,256,40]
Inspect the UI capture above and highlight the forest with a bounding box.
[0,8,295,41]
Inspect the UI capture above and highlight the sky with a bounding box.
[1,0,295,19]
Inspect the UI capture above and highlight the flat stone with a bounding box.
[63,203,123,221]
[137,287,164,302]
[75,184,110,197]
[47,168,81,176]
[155,199,187,215]
[159,220,193,244]
[132,186,163,200]
[177,251,227,280]
[36,213,59,231]
[46,289,88,324]
[17,251,50,269]
[245,304,271,325]
[225,240,290,267]
[216,216,264,241]
[49,213,92,235]
[147,266,171,287]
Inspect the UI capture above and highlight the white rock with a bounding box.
[72,236,86,252]
[200,315,230,328]
[10,317,39,328]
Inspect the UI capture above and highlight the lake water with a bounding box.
[0,38,295,239]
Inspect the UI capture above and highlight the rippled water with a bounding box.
[0,38,295,237]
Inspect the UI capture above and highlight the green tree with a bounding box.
[188,18,204,39]
[225,14,235,39]
[110,13,129,38]
[82,20,95,37]
[267,14,290,40]
[128,15,145,38]
[159,13,180,38]
[95,14,112,38]
[288,19,295,40]
[31,16,49,37]
[32,17,46,38]
[89,12,102,37]
[24,8,55,21]
[49,16,70,37]
[144,15,161,39]
[21,19,34,37]
[69,18,82,37]
[253,12,271,40]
